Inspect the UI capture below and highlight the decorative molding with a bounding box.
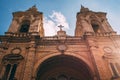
[2,54,24,63]
[11,47,21,54]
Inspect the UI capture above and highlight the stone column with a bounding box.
[23,42,36,80]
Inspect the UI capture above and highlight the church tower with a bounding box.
[0,6,45,80]
[75,6,120,80]
[75,5,116,36]
[0,6,120,80]
[6,5,44,37]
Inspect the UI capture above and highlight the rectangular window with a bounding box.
[9,64,17,80]
[3,64,17,80]
[3,64,11,80]
[115,63,120,76]
[110,63,119,77]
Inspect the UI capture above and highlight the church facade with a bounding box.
[0,6,120,80]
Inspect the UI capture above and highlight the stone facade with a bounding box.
[0,6,120,80]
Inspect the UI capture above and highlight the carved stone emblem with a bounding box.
[58,44,67,51]
[103,47,112,53]
[103,47,118,59]
[11,48,21,54]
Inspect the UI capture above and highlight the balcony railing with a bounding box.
[5,32,31,37]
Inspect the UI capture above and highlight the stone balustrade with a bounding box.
[84,32,117,37]
[5,32,31,37]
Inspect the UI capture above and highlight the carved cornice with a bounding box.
[83,32,117,37]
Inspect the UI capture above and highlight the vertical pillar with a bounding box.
[23,42,36,80]
[86,38,100,80]
[90,46,106,80]
[0,65,6,80]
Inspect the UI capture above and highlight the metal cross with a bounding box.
[58,25,64,31]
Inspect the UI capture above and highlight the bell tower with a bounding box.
[75,6,116,36]
[6,6,44,37]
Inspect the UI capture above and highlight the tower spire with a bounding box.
[81,5,84,9]
[27,5,38,12]
[80,5,89,12]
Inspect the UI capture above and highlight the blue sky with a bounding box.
[0,0,120,36]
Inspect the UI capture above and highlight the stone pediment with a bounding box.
[2,54,24,61]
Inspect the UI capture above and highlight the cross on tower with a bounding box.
[58,25,64,31]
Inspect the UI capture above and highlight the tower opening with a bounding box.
[92,24,100,33]
[19,20,30,33]
[36,55,93,80]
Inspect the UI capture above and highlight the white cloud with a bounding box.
[43,11,69,36]
[107,13,120,34]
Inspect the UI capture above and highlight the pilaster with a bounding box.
[86,36,111,80]
[23,41,36,80]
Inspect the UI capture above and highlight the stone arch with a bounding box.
[90,15,105,33]
[33,52,61,77]
[19,20,30,33]
[91,20,101,33]
[34,53,94,80]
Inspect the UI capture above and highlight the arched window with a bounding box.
[3,64,18,80]
[19,20,30,33]
[2,54,24,80]
[92,24,99,33]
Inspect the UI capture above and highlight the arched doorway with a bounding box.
[36,55,93,80]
